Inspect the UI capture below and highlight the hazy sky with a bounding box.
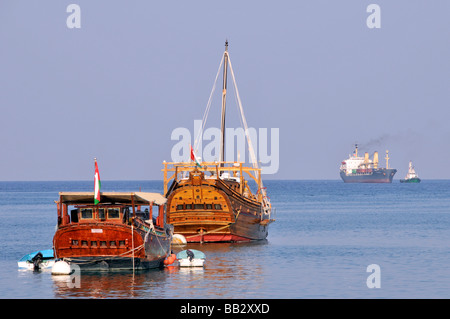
[1,1,450,181]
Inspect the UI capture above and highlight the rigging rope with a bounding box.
[184,224,231,239]
[227,55,259,172]
[194,54,225,153]
[228,55,271,211]
[191,49,272,214]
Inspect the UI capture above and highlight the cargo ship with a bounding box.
[339,144,397,183]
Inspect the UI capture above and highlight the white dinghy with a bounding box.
[176,249,206,267]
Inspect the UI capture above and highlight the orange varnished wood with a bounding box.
[53,197,171,262]
[165,168,269,242]
[53,223,145,258]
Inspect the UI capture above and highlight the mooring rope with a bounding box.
[183,209,241,240]
[184,224,231,239]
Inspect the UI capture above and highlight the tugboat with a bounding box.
[52,191,173,270]
[162,41,274,242]
[400,161,421,183]
[340,144,397,183]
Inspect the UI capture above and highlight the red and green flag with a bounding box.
[190,144,201,168]
[94,158,101,205]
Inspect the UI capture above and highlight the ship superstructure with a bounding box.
[339,144,397,183]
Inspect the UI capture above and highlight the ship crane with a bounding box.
[385,150,390,169]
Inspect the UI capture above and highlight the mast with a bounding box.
[220,40,229,164]
[385,150,390,169]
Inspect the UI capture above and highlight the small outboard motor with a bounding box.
[31,252,43,271]
[186,249,194,262]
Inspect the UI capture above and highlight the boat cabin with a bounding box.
[56,192,166,228]
[53,192,172,268]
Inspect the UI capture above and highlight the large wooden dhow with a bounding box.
[53,192,173,270]
[163,42,275,242]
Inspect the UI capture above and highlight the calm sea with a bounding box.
[1,180,450,299]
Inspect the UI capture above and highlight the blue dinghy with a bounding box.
[18,249,55,270]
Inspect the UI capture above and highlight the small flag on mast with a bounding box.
[94,158,101,205]
[190,144,201,168]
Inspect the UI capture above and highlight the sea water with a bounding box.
[0,180,449,299]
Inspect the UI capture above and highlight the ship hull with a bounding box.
[60,256,165,271]
[176,212,270,243]
[53,223,171,271]
[166,174,272,243]
[400,178,421,183]
[340,169,397,183]
[167,198,270,243]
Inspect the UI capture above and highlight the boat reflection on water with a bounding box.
[51,269,169,298]
[51,241,268,298]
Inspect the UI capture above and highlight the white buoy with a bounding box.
[172,233,187,245]
[51,260,72,275]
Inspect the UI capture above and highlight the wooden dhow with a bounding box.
[53,192,173,270]
[162,41,275,242]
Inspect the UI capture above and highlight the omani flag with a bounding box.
[94,158,101,205]
[190,145,201,168]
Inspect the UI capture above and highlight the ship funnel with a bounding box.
[373,151,379,169]
[364,152,369,164]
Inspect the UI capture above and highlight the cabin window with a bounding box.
[91,241,97,247]
[185,204,192,210]
[214,204,222,210]
[100,241,107,247]
[81,240,88,247]
[194,204,204,210]
[119,240,125,247]
[108,208,120,219]
[98,208,105,219]
[110,241,116,247]
[176,205,184,210]
[70,209,79,223]
[81,208,93,219]
[72,240,79,246]
[206,204,212,209]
